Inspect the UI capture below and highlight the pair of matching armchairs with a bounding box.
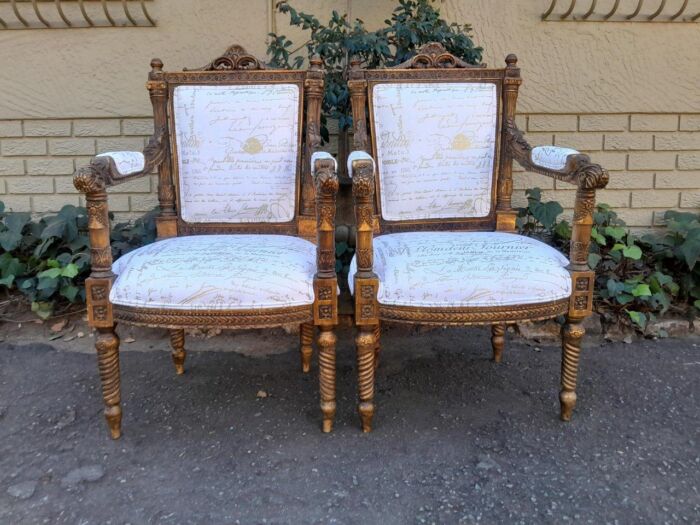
[74,43,608,440]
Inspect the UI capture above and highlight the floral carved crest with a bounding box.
[395,42,483,69]
[189,45,266,71]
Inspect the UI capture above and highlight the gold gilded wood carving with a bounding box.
[349,43,609,431]
[73,45,337,438]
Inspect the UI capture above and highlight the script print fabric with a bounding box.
[349,231,572,308]
[110,235,316,310]
[372,82,498,221]
[173,84,300,223]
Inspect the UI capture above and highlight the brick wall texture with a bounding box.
[0,114,698,226]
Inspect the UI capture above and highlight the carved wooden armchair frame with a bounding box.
[347,43,609,431]
[74,46,339,438]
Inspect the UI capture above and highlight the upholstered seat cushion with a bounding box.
[349,231,571,308]
[110,235,317,310]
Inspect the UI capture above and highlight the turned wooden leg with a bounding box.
[356,325,376,432]
[95,327,122,439]
[491,323,506,363]
[560,318,585,421]
[170,329,186,375]
[300,322,314,374]
[317,325,336,433]
[373,322,381,370]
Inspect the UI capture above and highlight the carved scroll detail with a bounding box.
[394,42,484,69]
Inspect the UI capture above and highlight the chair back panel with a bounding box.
[371,81,498,221]
[172,83,300,224]
[350,43,522,234]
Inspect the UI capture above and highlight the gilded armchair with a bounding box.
[347,43,609,432]
[74,46,339,438]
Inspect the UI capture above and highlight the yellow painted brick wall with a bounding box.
[1,113,697,226]
[0,118,158,219]
[512,113,700,228]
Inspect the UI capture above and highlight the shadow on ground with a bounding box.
[0,324,698,524]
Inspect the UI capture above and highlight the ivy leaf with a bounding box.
[0,230,22,252]
[604,226,626,241]
[0,275,14,288]
[588,253,602,269]
[4,212,31,234]
[61,263,79,279]
[591,227,606,245]
[694,299,700,309]
[60,284,80,302]
[678,227,700,270]
[627,310,647,329]
[631,283,652,297]
[37,268,62,279]
[622,245,642,260]
[31,301,53,320]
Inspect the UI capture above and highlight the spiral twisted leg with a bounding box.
[169,329,186,375]
[300,322,314,374]
[373,323,381,369]
[317,326,336,432]
[356,325,376,432]
[491,323,506,363]
[560,319,585,421]
[95,327,122,439]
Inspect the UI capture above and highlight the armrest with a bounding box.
[506,122,609,190]
[506,121,609,274]
[348,150,376,279]
[312,152,339,281]
[73,128,168,195]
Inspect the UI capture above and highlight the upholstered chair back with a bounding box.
[349,43,523,233]
[371,82,498,222]
[171,84,301,224]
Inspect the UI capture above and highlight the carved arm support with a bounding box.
[506,122,609,267]
[73,128,168,328]
[349,151,379,325]
[311,152,339,325]
[506,122,609,319]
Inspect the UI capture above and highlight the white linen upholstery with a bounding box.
[349,231,571,308]
[111,235,317,310]
[311,151,337,174]
[371,82,498,221]
[172,84,300,224]
[96,151,145,175]
[531,146,579,170]
[347,150,375,177]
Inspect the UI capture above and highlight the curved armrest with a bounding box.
[347,150,375,179]
[73,128,168,195]
[506,122,609,190]
[349,150,377,279]
[506,121,609,274]
[312,152,339,281]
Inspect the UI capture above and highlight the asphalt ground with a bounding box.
[0,322,698,524]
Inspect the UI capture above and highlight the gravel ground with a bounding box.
[0,322,698,524]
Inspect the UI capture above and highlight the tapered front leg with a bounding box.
[491,323,506,363]
[317,325,336,433]
[373,323,381,369]
[96,327,122,439]
[356,325,376,432]
[300,322,314,373]
[169,329,186,375]
[560,318,585,421]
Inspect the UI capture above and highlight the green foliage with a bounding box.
[517,190,699,333]
[267,0,482,138]
[0,201,156,319]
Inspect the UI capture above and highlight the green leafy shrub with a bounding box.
[0,201,156,320]
[267,0,482,138]
[518,189,699,333]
